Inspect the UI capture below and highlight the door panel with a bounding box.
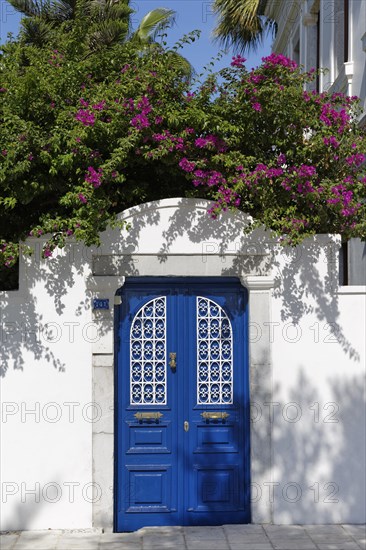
[115,278,250,531]
[192,464,239,511]
[127,424,171,453]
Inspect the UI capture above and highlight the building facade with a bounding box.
[265,0,366,123]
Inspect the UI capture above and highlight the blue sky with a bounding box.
[0,0,273,72]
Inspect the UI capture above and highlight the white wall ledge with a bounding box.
[337,286,366,294]
[242,275,276,291]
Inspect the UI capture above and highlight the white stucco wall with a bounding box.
[0,199,365,530]
[0,249,94,530]
[270,241,366,524]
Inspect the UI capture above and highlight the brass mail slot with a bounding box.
[134,412,163,420]
[201,411,230,420]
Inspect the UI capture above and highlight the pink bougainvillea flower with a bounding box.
[345,153,365,167]
[194,135,227,152]
[92,101,106,111]
[75,109,95,127]
[85,166,103,188]
[296,164,317,178]
[231,55,247,68]
[323,136,340,148]
[248,73,264,84]
[130,113,150,129]
[179,158,196,173]
[43,247,53,258]
[262,53,298,71]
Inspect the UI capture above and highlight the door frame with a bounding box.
[86,198,275,530]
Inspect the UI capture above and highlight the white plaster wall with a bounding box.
[270,239,366,523]
[0,247,94,530]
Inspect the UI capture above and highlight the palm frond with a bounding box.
[8,0,76,21]
[89,0,131,20]
[132,8,176,44]
[20,16,54,45]
[49,0,78,21]
[166,50,194,81]
[88,19,129,49]
[7,0,43,17]
[213,0,276,52]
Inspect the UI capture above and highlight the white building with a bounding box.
[0,198,365,530]
[265,0,366,123]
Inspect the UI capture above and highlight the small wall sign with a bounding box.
[93,298,110,310]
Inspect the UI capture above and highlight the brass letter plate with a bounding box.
[134,412,163,420]
[201,411,230,420]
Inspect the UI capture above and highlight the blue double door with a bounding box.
[115,278,250,531]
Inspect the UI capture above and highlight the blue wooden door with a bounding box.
[115,278,250,531]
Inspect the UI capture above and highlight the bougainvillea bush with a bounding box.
[1,36,365,281]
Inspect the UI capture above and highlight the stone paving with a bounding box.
[0,525,365,550]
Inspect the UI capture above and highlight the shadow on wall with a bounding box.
[1,475,64,531]
[271,244,360,360]
[270,369,366,524]
[92,201,271,277]
[0,199,362,378]
[0,290,64,377]
[330,374,366,522]
[0,243,88,377]
[224,239,358,360]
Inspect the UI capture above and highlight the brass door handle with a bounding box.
[169,352,177,372]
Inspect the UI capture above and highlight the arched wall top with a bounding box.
[97,197,271,260]
[115,198,253,225]
[94,197,272,278]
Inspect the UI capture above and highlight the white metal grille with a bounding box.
[196,296,233,404]
[130,296,166,405]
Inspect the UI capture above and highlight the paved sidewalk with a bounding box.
[1,524,365,550]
